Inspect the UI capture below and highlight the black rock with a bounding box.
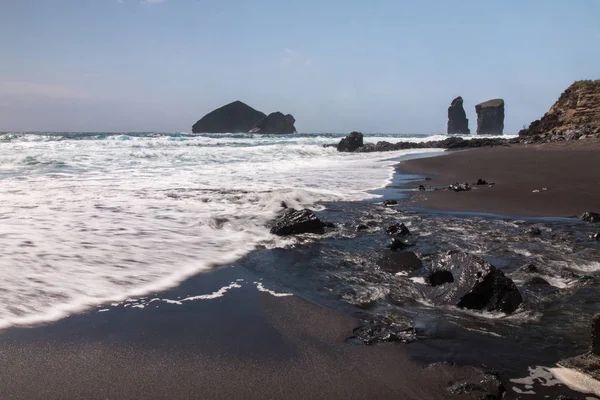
[385,223,410,236]
[591,232,600,240]
[250,112,296,134]
[280,201,288,209]
[427,270,455,286]
[322,221,335,228]
[418,185,426,191]
[351,312,416,345]
[425,251,523,313]
[270,208,326,236]
[425,177,432,181]
[356,224,369,231]
[520,263,540,273]
[377,251,422,274]
[476,178,488,185]
[581,212,600,223]
[383,199,398,206]
[389,237,412,250]
[527,227,542,236]
[447,96,470,135]
[337,131,364,152]
[476,99,505,135]
[192,100,266,133]
[448,183,471,192]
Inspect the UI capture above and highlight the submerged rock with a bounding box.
[377,251,422,274]
[389,237,413,250]
[448,183,471,192]
[581,212,600,223]
[250,112,296,134]
[424,251,522,313]
[476,99,505,135]
[558,314,600,380]
[385,223,410,236]
[524,276,551,286]
[351,312,416,345]
[527,226,542,236]
[337,131,364,152]
[476,178,488,185]
[383,199,398,206]
[425,363,505,400]
[270,208,326,236]
[447,96,470,135]
[192,100,266,133]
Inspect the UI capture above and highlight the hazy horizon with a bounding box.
[2,0,599,133]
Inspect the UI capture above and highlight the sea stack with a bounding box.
[447,96,470,134]
[519,80,600,143]
[192,101,266,133]
[250,112,296,134]
[476,99,505,135]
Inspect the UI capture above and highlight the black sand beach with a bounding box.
[399,140,600,217]
[1,142,599,399]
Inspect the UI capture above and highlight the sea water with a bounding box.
[0,131,467,329]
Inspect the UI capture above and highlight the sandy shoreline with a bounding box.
[398,139,600,217]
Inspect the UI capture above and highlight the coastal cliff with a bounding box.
[519,80,600,143]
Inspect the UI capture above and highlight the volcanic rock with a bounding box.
[385,223,410,236]
[424,251,522,313]
[476,99,505,135]
[581,212,600,223]
[192,101,266,133]
[377,251,422,273]
[447,96,470,134]
[519,80,600,143]
[351,312,416,345]
[337,131,364,152]
[270,208,326,236]
[250,112,296,134]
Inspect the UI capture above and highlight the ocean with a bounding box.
[0,131,463,330]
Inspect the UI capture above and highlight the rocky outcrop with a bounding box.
[582,212,600,223]
[192,101,266,133]
[519,80,600,143]
[250,112,296,134]
[559,314,600,381]
[424,250,522,313]
[447,96,470,134]
[337,131,363,152]
[352,312,416,344]
[330,132,516,153]
[476,99,505,135]
[270,208,327,236]
[377,251,422,274]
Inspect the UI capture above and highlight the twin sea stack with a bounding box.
[192,101,296,134]
[447,97,505,135]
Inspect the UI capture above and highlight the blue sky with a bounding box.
[1,0,599,133]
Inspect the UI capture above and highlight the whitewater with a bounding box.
[0,132,473,329]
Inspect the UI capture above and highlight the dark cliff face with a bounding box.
[476,99,504,135]
[192,101,266,133]
[250,112,296,134]
[519,80,600,138]
[447,96,470,135]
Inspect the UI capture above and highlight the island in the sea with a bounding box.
[192,100,297,134]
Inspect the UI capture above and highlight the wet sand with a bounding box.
[0,266,502,400]
[399,140,600,217]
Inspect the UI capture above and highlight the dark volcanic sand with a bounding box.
[0,266,503,400]
[399,140,600,217]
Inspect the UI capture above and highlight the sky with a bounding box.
[1,0,599,133]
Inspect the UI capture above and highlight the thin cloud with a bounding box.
[141,0,169,3]
[280,49,313,69]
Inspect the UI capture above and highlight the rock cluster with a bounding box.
[447,96,470,135]
[476,99,505,135]
[192,101,296,134]
[519,80,600,143]
[270,208,328,236]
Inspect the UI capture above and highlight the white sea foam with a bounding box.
[0,132,510,329]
